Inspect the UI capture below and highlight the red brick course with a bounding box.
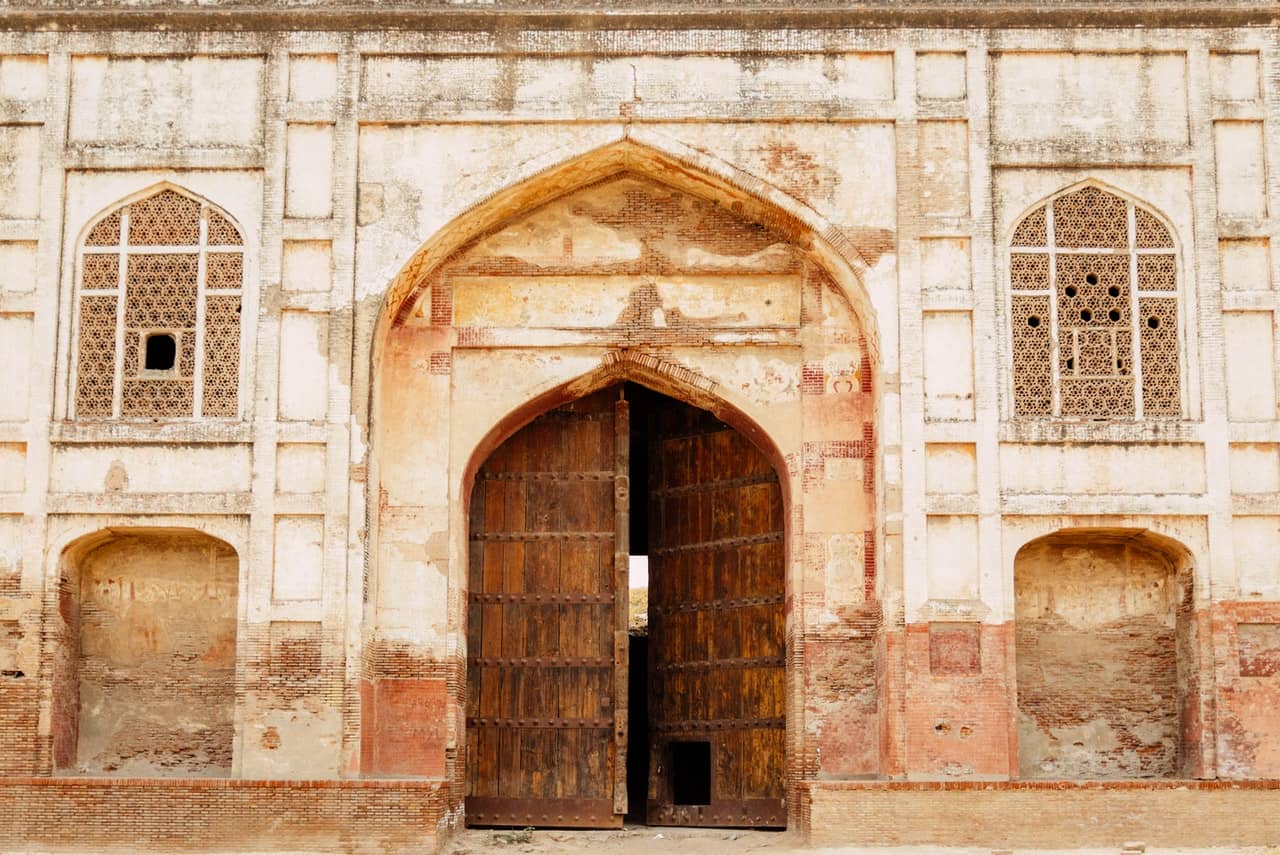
[0,777,448,853]
[804,778,1280,848]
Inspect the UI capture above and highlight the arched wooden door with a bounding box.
[465,388,629,828]
[646,404,786,828]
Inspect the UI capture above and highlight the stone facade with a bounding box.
[1,2,1280,850]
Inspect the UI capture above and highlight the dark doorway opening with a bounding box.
[670,742,713,805]
[625,632,650,824]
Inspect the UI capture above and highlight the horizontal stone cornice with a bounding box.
[0,2,1277,32]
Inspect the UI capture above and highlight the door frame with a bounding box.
[459,367,796,828]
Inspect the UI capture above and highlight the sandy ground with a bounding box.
[441,827,1278,855]
[5,830,1275,855]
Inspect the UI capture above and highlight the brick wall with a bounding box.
[804,779,1280,848]
[0,778,447,854]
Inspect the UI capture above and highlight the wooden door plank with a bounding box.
[467,388,623,828]
[647,401,786,829]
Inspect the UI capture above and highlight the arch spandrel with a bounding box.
[375,136,880,365]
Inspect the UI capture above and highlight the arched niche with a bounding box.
[51,527,239,777]
[1013,527,1198,779]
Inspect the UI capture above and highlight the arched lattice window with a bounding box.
[74,188,243,419]
[1010,185,1180,419]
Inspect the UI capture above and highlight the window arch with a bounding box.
[74,188,244,419]
[1010,185,1180,419]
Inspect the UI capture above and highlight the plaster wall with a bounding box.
[0,15,1276,849]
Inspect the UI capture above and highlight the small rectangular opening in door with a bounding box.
[670,741,712,806]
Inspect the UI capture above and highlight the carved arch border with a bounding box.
[364,132,881,806]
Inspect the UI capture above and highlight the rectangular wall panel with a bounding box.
[992,52,1188,145]
[68,56,264,147]
[277,312,330,421]
[272,516,325,602]
[285,124,335,218]
[1223,311,1276,420]
[1215,121,1268,218]
[922,311,975,421]
[0,316,31,421]
[926,515,979,600]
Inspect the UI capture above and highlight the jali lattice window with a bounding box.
[1010,185,1180,419]
[75,189,244,419]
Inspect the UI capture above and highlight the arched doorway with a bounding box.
[465,382,785,829]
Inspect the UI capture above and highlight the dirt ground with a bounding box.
[442,827,1278,855]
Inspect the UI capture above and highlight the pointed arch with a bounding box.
[1007,178,1183,420]
[79,182,246,250]
[1008,177,1178,251]
[375,132,880,366]
[72,183,246,420]
[459,353,792,518]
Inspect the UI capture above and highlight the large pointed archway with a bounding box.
[365,139,881,835]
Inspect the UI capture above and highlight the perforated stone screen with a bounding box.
[74,189,244,419]
[1010,186,1180,419]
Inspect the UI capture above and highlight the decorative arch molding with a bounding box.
[374,130,881,367]
[1001,518,1209,604]
[48,520,249,566]
[1005,177,1180,249]
[458,352,795,519]
[76,181,249,251]
[1009,523,1197,569]
[365,132,881,796]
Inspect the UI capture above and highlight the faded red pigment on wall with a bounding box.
[903,622,1015,778]
[1213,602,1280,778]
[57,534,238,776]
[1015,537,1186,779]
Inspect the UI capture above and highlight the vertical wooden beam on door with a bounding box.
[613,392,630,816]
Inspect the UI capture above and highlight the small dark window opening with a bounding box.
[144,333,177,371]
[670,741,712,806]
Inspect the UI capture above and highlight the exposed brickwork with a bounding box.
[904,623,1014,778]
[1212,601,1280,777]
[66,533,238,776]
[0,18,1278,854]
[1015,536,1186,779]
[0,778,446,853]
[804,779,1280,848]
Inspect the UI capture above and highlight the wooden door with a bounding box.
[647,404,786,828]
[466,389,629,828]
